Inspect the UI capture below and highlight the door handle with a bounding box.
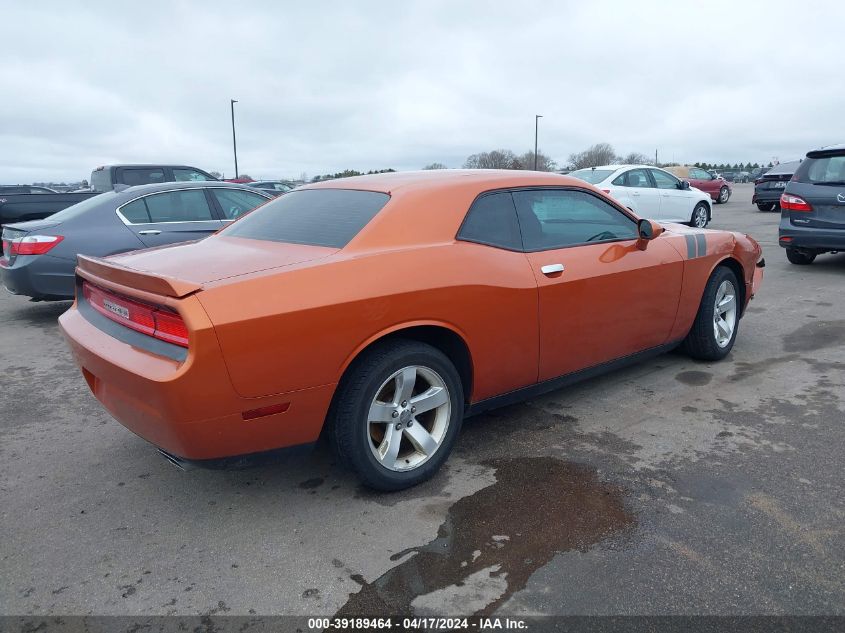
[138,230,161,236]
[541,263,564,275]
[632,191,640,196]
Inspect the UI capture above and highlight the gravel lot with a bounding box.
[1,183,843,617]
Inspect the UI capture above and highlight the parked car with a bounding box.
[749,167,769,182]
[58,170,764,490]
[1,191,100,229]
[568,165,713,227]
[0,185,58,194]
[1,182,270,300]
[752,160,801,211]
[727,171,751,183]
[664,166,732,204]
[248,180,295,196]
[778,144,845,265]
[89,165,218,193]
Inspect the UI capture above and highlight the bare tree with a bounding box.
[463,149,518,169]
[209,171,222,179]
[618,152,652,165]
[567,143,617,169]
[518,150,557,172]
[423,162,448,170]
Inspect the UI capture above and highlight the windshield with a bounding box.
[795,155,845,184]
[221,188,390,248]
[46,192,113,222]
[90,169,112,192]
[568,169,615,184]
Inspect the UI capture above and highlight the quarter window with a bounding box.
[650,169,681,190]
[210,188,268,219]
[512,189,637,250]
[120,198,151,223]
[457,192,522,250]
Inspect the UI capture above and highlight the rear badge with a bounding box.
[102,299,130,320]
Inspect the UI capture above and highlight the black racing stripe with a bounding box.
[685,235,697,259]
[695,233,707,257]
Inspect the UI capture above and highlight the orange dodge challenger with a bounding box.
[59,170,764,490]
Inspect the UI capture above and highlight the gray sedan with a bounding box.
[1,181,271,300]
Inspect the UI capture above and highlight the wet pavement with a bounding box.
[1,184,843,616]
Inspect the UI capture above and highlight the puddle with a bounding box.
[335,457,635,616]
[782,320,845,352]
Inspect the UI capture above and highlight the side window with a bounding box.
[173,168,213,182]
[143,190,214,223]
[690,168,710,180]
[650,169,681,190]
[619,169,653,188]
[512,189,637,250]
[119,198,151,224]
[120,169,166,186]
[210,189,269,220]
[457,191,522,251]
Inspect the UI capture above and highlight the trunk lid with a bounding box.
[2,220,62,265]
[77,235,338,297]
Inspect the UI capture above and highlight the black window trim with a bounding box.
[456,186,640,253]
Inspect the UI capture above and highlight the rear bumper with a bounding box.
[58,299,335,460]
[779,221,845,251]
[0,254,76,299]
[752,190,784,205]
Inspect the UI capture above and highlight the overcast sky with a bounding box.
[1,0,843,183]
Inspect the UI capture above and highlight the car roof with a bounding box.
[94,164,209,170]
[766,160,802,175]
[115,180,271,197]
[302,169,586,194]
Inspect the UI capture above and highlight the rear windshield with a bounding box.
[568,169,615,184]
[795,155,845,184]
[45,192,113,222]
[221,189,389,248]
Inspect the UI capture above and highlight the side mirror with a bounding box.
[637,218,664,241]
[680,180,691,190]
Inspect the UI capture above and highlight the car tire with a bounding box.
[756,203,775,212]
[689,203,710,228]
[681,266,740,361]
[716,186,731,204]
[328,339,464,491]
[785,248,816,265]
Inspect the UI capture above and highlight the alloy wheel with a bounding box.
[713,280,737,348]
[367,365,451,472]
[693,206,708,228]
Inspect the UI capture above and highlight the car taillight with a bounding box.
[780,194,812,212]
[9,235,64,255]
[82,282,189,348]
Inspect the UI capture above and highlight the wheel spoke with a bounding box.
[716,316,732,338]
[718,294,736,312]
[405,423,438,456]
[394,367,417,404]
[410,386,448,415]
[378,424,403,466]
[369,401,396,423]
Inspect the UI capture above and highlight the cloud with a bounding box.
[1,0,843,182]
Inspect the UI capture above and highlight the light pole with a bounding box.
[534,114,543,170]
[230,99,239,179]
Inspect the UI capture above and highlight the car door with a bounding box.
[513,188,684,381]
[610,168,663,219]
[689,167,719,198]
[116,188,224,247]
[650,168,693,222]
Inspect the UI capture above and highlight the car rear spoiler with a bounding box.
[76,254,202,299]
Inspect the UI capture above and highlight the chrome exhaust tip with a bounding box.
[157,448,193,471]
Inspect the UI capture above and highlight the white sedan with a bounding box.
[568,164,713,228]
